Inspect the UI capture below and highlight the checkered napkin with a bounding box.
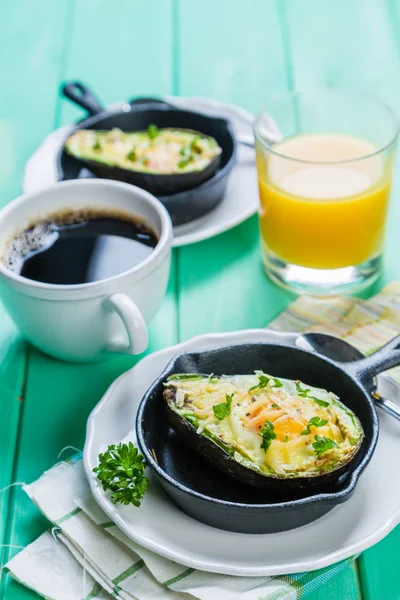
[7,281,400,600]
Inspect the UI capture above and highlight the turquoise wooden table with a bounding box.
[1,1,400,598]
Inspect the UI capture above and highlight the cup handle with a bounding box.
[104,293,148,355]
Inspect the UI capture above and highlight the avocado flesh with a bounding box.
[164,373,364,488]
[65,127,222,175]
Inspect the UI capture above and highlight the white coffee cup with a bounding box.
[0,179,172,362]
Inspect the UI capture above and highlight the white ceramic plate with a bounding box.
[84,329,400,577]
[22,97,258,247]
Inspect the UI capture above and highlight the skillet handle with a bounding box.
[345,334,400,384]
[61,81,105,116]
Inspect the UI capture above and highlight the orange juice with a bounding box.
[257,134,392,269]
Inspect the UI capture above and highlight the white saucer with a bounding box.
[84,329,400,577]
[22,97,258,247]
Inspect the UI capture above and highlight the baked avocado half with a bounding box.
[65,125,222,175]
[164,372,364,491]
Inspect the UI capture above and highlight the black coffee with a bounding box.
[3,208,158,285]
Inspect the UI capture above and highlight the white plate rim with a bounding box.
[83,329,400,576]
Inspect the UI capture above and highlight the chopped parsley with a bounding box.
[295,382,312,397]
[301,416,328,436]
[126,149,136,161]
[313,397,330,408]
[213,393,234,420]
[190,136,203,153]
[178,157,192,169]
[312,435,338,458]
[147,124,159,139]
[260,420,276,452]
[284,435,289,443]
[249,371,283,392]
[271,378,283,388]
[271,403,280,409]
[92,140,102,152]
[295,382,329,407]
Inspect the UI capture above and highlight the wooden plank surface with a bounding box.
[0,0,71,590]
[0,2,177,599]
[177,0,293,341]
[2,0,400,598]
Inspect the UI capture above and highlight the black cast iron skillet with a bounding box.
[136,335,400,534]
[58,82,237,226]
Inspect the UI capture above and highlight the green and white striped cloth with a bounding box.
[8,281,400,600]
[269,281,400,385]
[5,457,355,600]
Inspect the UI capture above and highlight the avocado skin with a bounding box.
[164,387,361,493]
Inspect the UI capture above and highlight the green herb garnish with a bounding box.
[284,435,289,443]
[92,140,102,152]
[126,149,136,161]
[260,420,276,452]
[295,382,311,397]
[213,393,233,420]
[178,157,192,169]
[271,403,280,409]
[301,416,328,436]
[271,378,283,388]
[250,371,282,392]
[190,136,203,153]
[93,442,149,507]
[312,435,338,458]
[147,124,159,139]
[313,398,330,408]
[295,382,329,407]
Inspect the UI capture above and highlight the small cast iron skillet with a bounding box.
[57,82,237,226]
[136,336,400,534]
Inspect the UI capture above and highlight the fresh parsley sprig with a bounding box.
[93,442,149,507]
[312,435,338,458]
[301,416,328,436]
[295,382,329,407]
[249,370,283,392]
[213,393,234,420]
[260,420,277,452]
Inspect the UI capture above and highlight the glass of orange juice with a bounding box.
[254,88,399,295]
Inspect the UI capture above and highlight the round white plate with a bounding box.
[22,97,258,247]
[84,329,400,577]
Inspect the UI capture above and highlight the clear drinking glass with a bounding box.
[254,88,399,295]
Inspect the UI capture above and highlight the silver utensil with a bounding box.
[296,332,400,422]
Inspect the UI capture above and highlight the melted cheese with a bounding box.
[166,373,363,477]
[66,128,221,174]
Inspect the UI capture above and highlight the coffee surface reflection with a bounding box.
[3,208,158,285]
